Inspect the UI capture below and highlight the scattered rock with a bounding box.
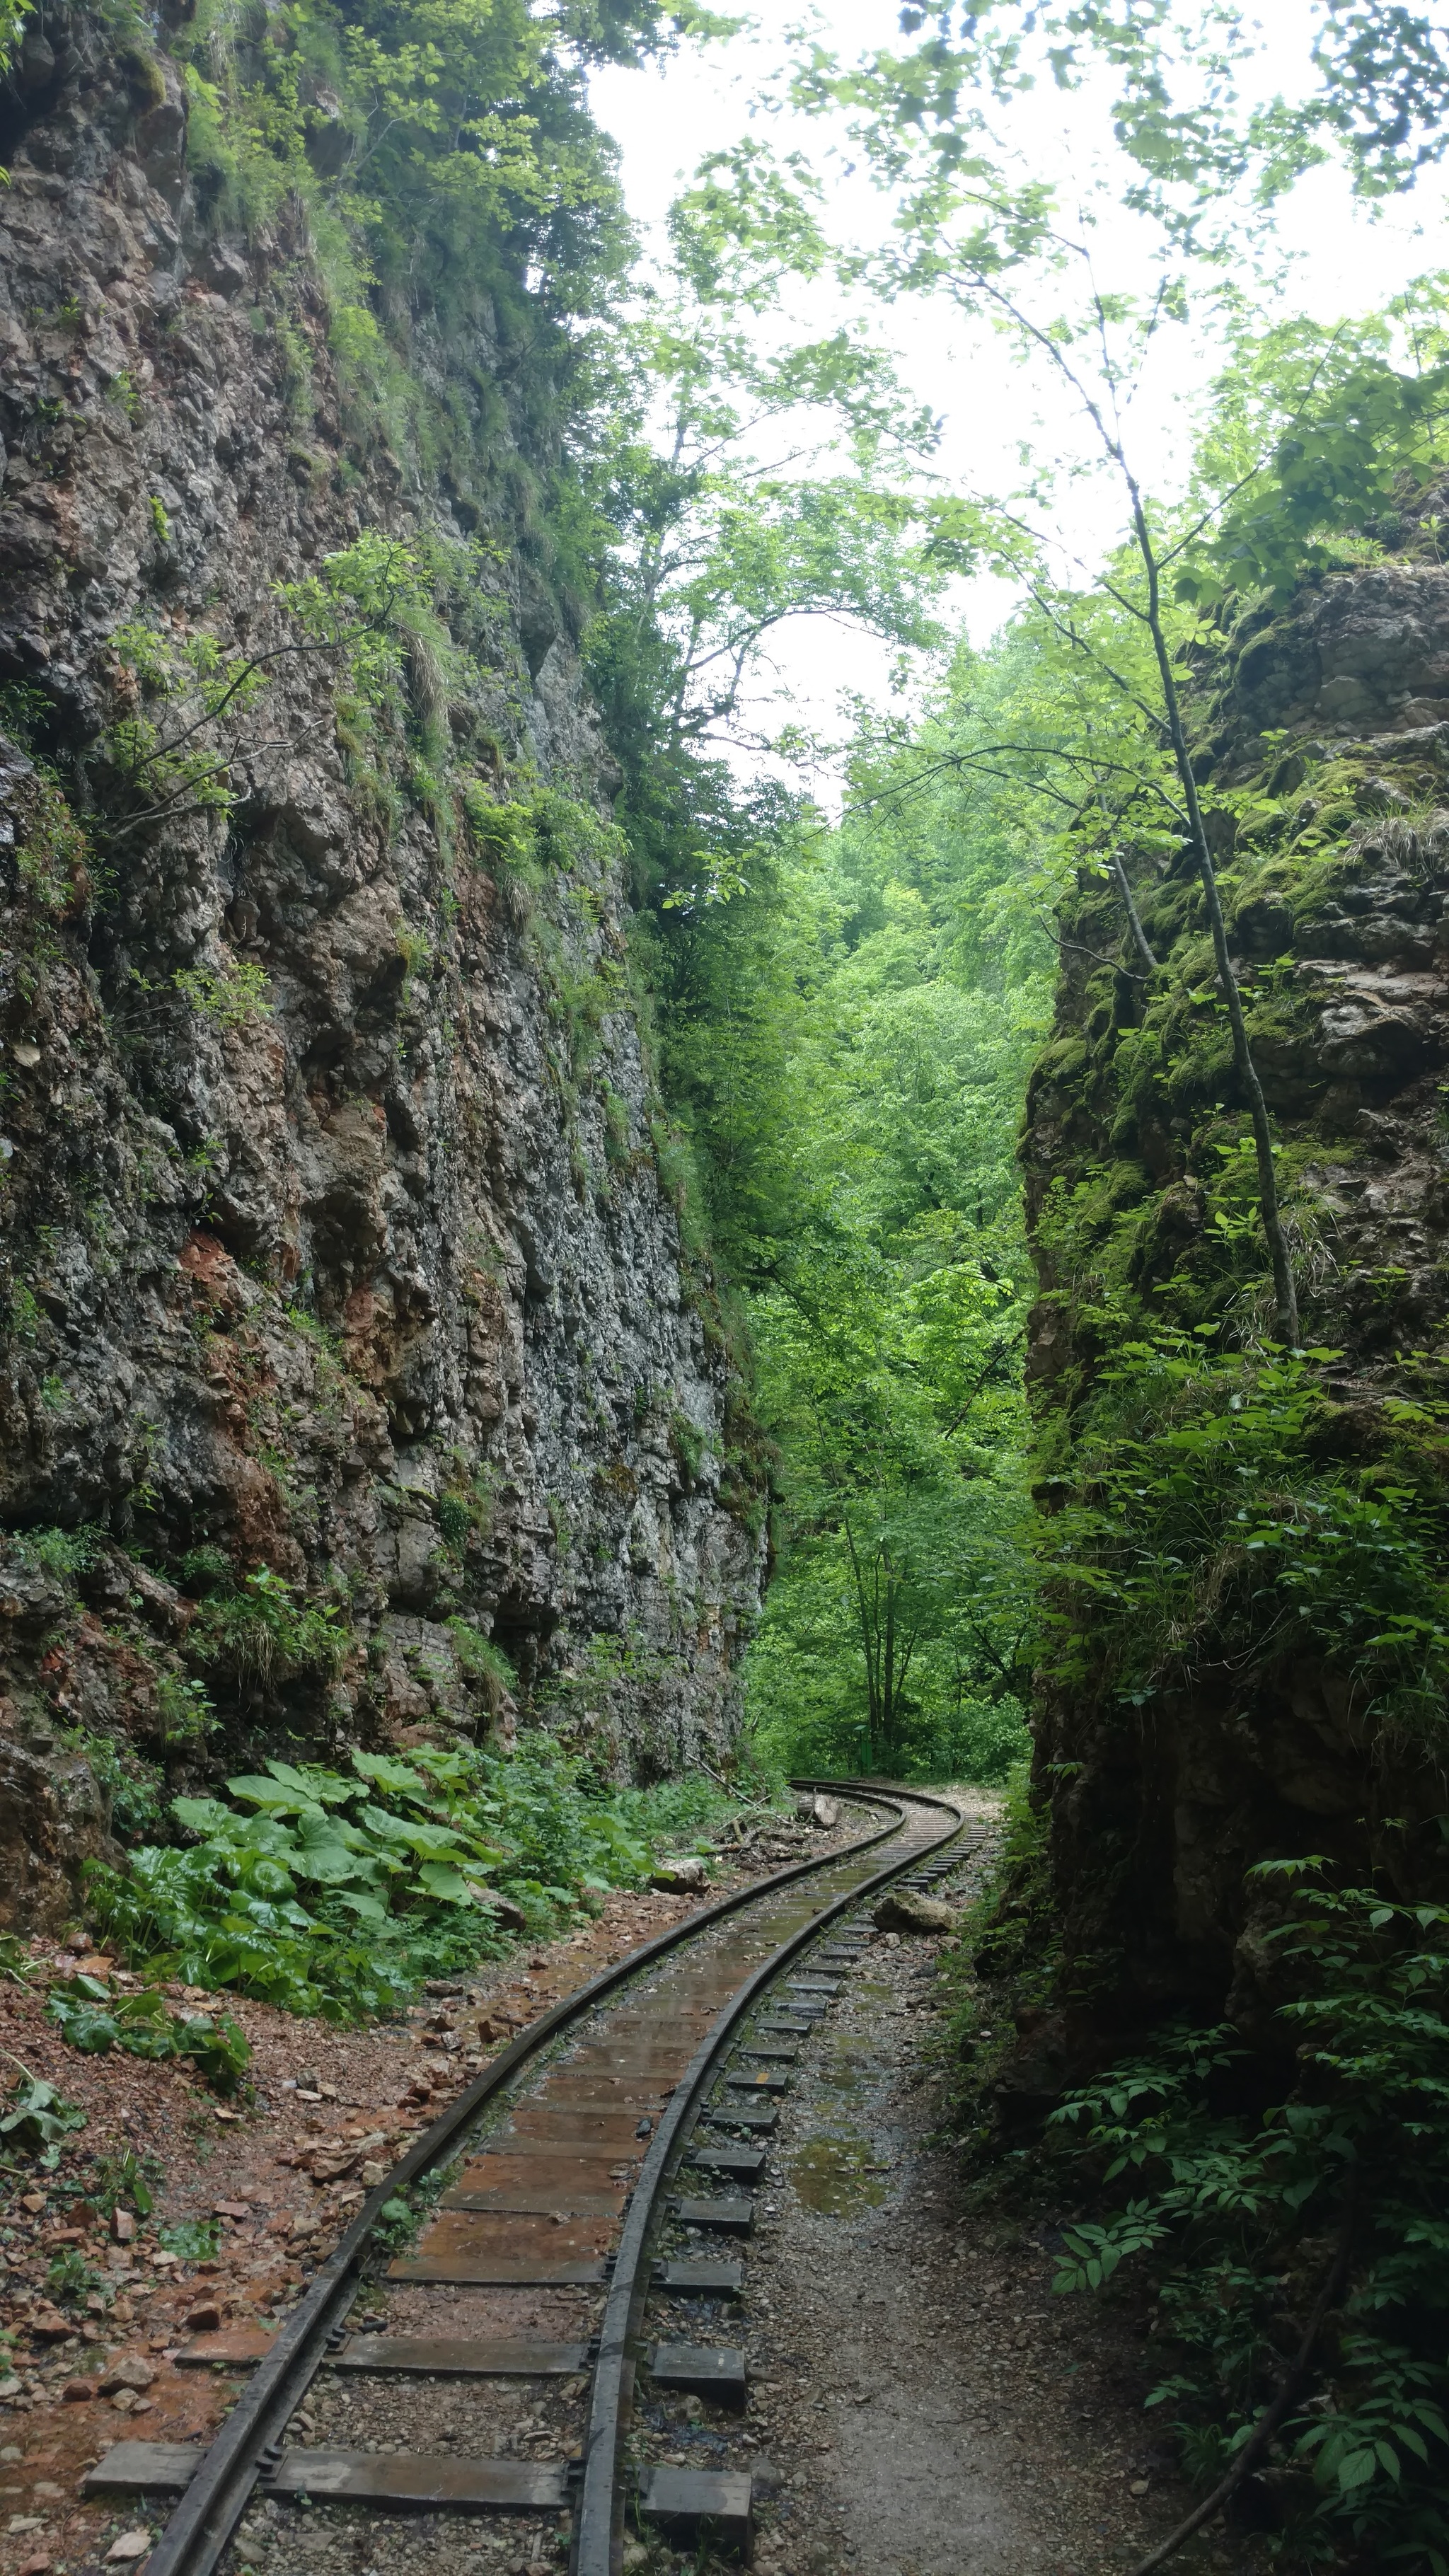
[61,2378,94,2401]
[99,2355,158,2393]
[650,1859,708,1892]
[475,1894,528,1931]
[872,1889,960,1935]
[181,2302,222,2335]
[795,1794,839,1828]
[111,2208,136,2243]
[105,2534,154,2565]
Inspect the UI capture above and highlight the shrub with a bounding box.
[1041,1335,1449,1737]
[1041,1869,1449,2567]
[47,1976,250,2093]
[84,1734,757,2021]
[186,1566,346,1689]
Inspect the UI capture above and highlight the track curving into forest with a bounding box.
[79,1783,964,2576]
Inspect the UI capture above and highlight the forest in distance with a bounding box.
[560,0,1449,1798]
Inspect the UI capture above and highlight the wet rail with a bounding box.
[86,1779,964,2575]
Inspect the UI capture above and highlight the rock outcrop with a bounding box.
[0,5,765,1923]
[1017,548,1449,2077]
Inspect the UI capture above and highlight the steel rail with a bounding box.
[142,1778,920,2576]
[572,1783,966,2576]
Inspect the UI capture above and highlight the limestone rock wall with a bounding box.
[0,9,764,1925]
[1017,551,1449,2091]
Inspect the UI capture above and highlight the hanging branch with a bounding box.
[953,261,1301,1345]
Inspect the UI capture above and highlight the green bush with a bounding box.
[1042,1335,1449,1735]
[0,2072,86,2166]
[47,1976,250,2093]
[187,1566,346,1689]
[85,1735,753,2023]
[1041,1870,1449,2567]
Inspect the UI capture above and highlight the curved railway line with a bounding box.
[79,1781,966,2576]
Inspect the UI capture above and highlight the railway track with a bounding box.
[81,1779,964,2575]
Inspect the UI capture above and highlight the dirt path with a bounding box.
[739,1791,1258,2576]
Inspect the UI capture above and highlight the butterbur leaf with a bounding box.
[352,1752,429,1798]
[0,2072,87,2155]
[263,1757,355,1803]
[332,1889,390,1925]
[225,1775,306,1812]
[415,1861,472,1902]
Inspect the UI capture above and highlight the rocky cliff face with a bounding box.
[0,8,765,1927]
[1017,550,1449,2092]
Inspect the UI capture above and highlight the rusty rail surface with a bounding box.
[127,1780,965,2576]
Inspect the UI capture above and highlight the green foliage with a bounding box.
[173,960,272,1029]
[15,774,87,916]
[1041,1334,1449,1736]
[8,1523,101,1578]
[66,1730,171,1842]
[47,1976,250,2093]
[46,2246,100,2303]
[695,749,1046,1784]
[85,1736,754,2022]
[186,1566,347,1690]
[0,2072,86,2167]
[93,2146,156,2220]
[1180,333,1449,608]
[158,2216,220,2262]
[1041,1870,1449,2563]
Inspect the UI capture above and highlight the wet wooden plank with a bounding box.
[440,2188,626,2219]
[388,2256,607,2286]
[456,2149,635,2183]
[81,2443,205,2495]
[508,2106,654,2142]
[414,2211,614,2263]
[334,2335,589,2378]
[267,2449,570,2507]
[638,2464,752,2549]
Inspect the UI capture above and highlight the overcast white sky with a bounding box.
[587,5,1449,792]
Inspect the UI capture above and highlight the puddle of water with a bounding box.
[813,2036,887,2100]
[789,2132,889,2215]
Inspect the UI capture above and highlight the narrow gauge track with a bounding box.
[86,1781,963,2575]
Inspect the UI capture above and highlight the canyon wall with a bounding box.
[0,5,765,1924]
[1015,547,1449,2095]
